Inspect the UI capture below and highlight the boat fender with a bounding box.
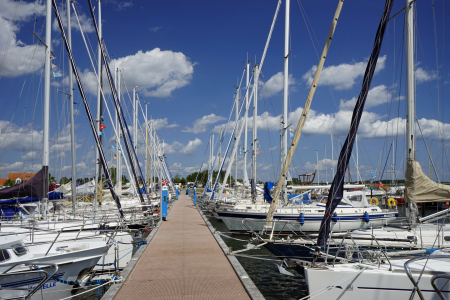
[364,212,370,223]
[332,212,338,223]
[370,197,379,206]
[387,198,397,207]
[299,213,305,226]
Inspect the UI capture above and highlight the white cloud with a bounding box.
[183,114,226,134]
[114,49,195,98]
[52,4,95,33]
[261,72,296,95]
[117,1,133,10]
[0,120,42,150]
[0,0,46,78]
[304,158,337,172]
[150,26,162,32]
[212,105,450,140]
[179,138,202,155]
[339,84,404,110]
[147,118,178,130]
[302,56,386,90]
[161,140,183,154]
[416,66,438,84]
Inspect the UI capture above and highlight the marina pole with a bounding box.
[325,145,327,184]
[67,0,76,214]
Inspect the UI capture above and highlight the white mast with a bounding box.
[356,133,359,183]
[235,84,238,191]
[67,0,76,213]
[133,87,138,158]
[331,134,334,176]
[146,103,149,190]
[282,0,290,200]
[325,145,327,184]
[93,0,102,211]
[316,149,319,184]
[252,64,259,201]
[42,0,51,220]
[243,60,250,190]
[405,0,417,224]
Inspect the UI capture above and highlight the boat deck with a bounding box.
[113,193,251,300]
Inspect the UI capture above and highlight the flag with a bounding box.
[257,150,260,154]
[240,148,243,155]
[99,125,106,130]
[112,144,116,149]
[99,132,103,136]
[73,102,78,104]
[114,155,117,159]
[52,64,58,69]
[50,55,56,60]
[290,128,294,138]
[53,72,62,77]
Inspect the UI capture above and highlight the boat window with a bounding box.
[347,195,363,202]
[0,249,10,262]
[444,236,450,241]
[317,210,325,213]
[12,243,27,256]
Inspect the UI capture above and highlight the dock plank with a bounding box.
[113,193,251,300]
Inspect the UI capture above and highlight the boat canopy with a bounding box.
[406,159,450,203]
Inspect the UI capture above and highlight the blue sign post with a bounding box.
[188,188,191,196]
[161,189,168,221]
[193,187,197,204]
[175,187,178,200]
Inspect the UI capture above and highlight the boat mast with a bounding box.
[235,83,238,192]
[331,134,334,176]
[42,0,52,220]
[94,0,102,211]
[133,87,138,172]
[146,103,149,191]
[67,0,76,214]
[282,0,290,201]
[243,59,250,193]
[405,0,417,224]
[252,64,258,202]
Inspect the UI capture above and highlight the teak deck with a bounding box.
[113,193,251,299]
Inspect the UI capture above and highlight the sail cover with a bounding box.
[0,167,46,200]
[317,0,393,246]
[406,159,450,202]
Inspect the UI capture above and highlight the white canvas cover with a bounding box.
[405,159,450,203]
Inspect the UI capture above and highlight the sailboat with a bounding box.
[303,1,450,299]
[212,0,398,234]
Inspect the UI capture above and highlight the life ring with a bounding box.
[388,198,397,207]
[370,197,379,206]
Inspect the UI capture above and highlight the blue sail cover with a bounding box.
[264,182,274,203]
[317,0,394,246]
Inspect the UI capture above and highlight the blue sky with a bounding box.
[0,0,449,184]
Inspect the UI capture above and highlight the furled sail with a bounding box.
[316,0,393,247]
[0,167,46,200]
[406,159,450,202]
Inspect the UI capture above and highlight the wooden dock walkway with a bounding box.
[113,193,251,300]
